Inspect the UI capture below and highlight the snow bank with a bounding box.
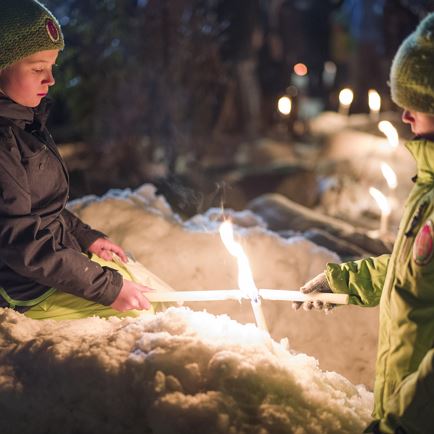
[67,185,380,389]
[0,307,373,434]
[69,184,339,294]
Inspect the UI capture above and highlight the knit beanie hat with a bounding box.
[0,0,64,71]
[390,12,434,114]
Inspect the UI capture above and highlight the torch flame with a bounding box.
[339,88,354,107]
[380,162,398,189]
[219,220,259,301]
[368,89,381,112]
[369,187,391,215]
[378,121,399,148]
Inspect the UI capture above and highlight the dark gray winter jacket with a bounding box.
[0,97,122,311]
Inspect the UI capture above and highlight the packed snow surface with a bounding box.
[0,307,373,434]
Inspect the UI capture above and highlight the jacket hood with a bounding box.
[406,139,434,184]
[0,96,52,129]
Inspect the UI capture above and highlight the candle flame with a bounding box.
[378,121,399,148]
[369,187,391,215]
[339,88,354,106]
[219,220,259,301]
[368,89,381,112]
[380,162,398,189]
[277,96,292,116]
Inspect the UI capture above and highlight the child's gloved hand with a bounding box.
[292,272,335,312]
[111,279,152,312]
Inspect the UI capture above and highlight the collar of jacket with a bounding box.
[0,96,52,130]
[405,138,434,185]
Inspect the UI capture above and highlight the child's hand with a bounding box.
[292,272,335,312]
[111,279,152,311]
[88,237,128,262]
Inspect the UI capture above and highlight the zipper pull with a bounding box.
[405,201,429,237]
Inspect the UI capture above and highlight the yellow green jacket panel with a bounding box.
[325,139,434,434]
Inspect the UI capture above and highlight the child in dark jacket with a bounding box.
[0,0,152,320]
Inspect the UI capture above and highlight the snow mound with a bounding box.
[66,184,379,389]
[68,184,340,293]
[0,307,373,434]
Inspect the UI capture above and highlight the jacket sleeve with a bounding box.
[325,254,390,306]
[0,135,122,306]
[381,348,434,433]
[61,208,106,252]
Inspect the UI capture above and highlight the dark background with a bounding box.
[44,0,434,212]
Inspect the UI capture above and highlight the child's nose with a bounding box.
[43,71,55,87]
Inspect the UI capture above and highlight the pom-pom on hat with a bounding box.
[0,0,64,71]
[390,12,434,114]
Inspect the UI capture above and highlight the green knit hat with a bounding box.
[390,12,434,114]
[0,0,64,71]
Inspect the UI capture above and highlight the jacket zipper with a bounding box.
[399,201,429,266]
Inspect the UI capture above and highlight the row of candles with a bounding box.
[277,87,383,120]
[278,61,383,119]
[277,76,401,237]
[335,87,401,236]
[339,88,382,120]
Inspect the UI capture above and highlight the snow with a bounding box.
[0,307,373,434]
[71,185,380,391]
[0,184,379,433]
[69,185,340,295]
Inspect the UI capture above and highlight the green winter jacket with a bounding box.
[326,139,434,434]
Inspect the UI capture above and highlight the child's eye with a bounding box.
[33,69,44,73]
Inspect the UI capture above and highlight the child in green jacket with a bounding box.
[0,1,152,320]
[296,12,434,434]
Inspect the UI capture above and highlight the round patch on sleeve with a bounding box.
[45,18,60,43]
[413,220,434,265]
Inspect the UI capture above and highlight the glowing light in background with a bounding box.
[368,89,381,120]
[381,162,398,189]
[369,187,391,235]
[293,63,308,76]
[378,121,399,148]
[338,88,354,115]
[322,61,337,88]
[277,96,292,116]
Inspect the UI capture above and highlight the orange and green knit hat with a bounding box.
[390,12,434,114]
[0,0,64,70]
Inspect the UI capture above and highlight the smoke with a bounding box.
[155,176,230,216]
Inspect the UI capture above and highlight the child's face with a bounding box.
[0,50,59,108]
[402,109,434,139]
